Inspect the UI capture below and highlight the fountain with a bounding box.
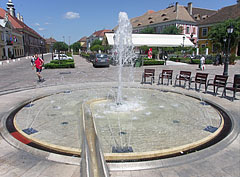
[112,12,136,105]
[1,12,232,175]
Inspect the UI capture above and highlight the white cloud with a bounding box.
[44,22,51,25]
[34,23,40,26]
[64,12,80,19]
[38,28,45,31]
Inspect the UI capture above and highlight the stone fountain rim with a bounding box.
[0,82,237,168]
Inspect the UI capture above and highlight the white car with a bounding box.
[53,54,73,60]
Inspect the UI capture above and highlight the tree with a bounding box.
[90,39,104,52]
[53,42,68,52]
[71,42,81,52]
[161,26,182,35]
[140,27,155,34]
[208,18,240,53]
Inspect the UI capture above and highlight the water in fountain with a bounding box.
[112,12,136,105]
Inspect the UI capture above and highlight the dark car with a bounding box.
[92,54,110,67]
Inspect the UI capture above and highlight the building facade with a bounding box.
[86,29,111,51]
[0,13,24,59]
[0,0,46,57]
[126,2,216,45]
[197,1,240,55]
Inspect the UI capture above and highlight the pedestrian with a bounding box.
[200,55,205,70]
[219,54,223,65]
[32,54,44,82]
[164,52,168,65]
[31,55,35,66]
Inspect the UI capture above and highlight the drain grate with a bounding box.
[22,128,38,135]
[112,146,133,153]
[63,90,71,94]
[61,122,68,125]
[204,126,218,133]
[24,103,34,108]
[60,72,71,75]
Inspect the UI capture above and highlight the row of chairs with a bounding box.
[141,69,240,101]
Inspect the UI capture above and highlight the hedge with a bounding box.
[144,60,164,65]
[170,57,213,64]
[44,59,75,69]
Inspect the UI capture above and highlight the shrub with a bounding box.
[144,60,164,65]
[44,59,75,69]
[229,54,236,65]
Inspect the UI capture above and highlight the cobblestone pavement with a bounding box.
[0,54,239,177]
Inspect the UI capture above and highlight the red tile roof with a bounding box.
[45,37,57,44]
[197,4,240,25]
[92,29,112,37]
[78,36,87,42]
[0,8,43,39]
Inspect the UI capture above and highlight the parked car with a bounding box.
[53,54,73,60]
[92,54,110,67]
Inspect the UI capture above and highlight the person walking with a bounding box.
[32,54,44,82]
[200,55,205,70]
[31,55,35,66]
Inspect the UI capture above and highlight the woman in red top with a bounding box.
[32,54,44,82]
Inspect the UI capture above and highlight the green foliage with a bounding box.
[91,39,102,46]
[53,42,68,52]
[90,44,104,52]
[70,42,81,52]
[140,27,155,34]
[44,59,75,69]
[81,53,90,58]
[143,59,164,65]
[161,25,182,35]
[90,39,105,52]
[229,54,236,64]
[169,57,213,64]
[65,52,72,57]
[208,18,240,53]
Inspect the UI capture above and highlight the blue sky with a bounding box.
[0,0,237,44]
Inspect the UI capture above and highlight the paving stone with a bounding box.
[0,54,239,176]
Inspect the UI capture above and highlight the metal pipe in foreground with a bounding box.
[81,102,109,177]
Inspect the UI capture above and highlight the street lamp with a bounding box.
[183,36,185,47]
[223,24,234,76]
[182,36,185,55]
[40,40,44,60]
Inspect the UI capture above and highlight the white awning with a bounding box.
[105,33,194,47]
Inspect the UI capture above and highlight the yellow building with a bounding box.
[197,2,240,56]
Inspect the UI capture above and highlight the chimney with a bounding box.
[188,2,193,15]
[6,0,16,17]
[20,15,24,22]
[17,12,20,20]
[175,2,179,12]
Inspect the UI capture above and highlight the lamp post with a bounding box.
[40,40,44,60]
[182,36,185,55]
[50,38,54,60]
[223,24,234,76]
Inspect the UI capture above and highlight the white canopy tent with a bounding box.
[105,33,194,47]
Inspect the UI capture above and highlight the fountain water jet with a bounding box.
[112,12,136,105]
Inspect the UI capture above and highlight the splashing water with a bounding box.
[112,12,136,105]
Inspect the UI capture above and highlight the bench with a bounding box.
[206,75,228,95]
[174,71,191,88]
[141,69,155,85]
[190,72,208,92]
[158,70,173,85]
[222,74,240,101]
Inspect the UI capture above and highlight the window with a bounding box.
[202,28,208,37]
[186,27,190,34]
[192,27,196,34]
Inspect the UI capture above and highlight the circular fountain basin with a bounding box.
[10,86,227,161]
